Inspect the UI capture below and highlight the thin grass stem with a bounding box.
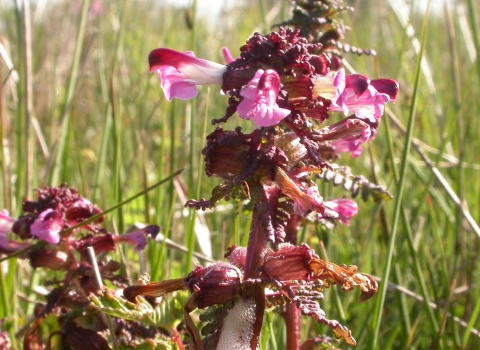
[370,2,431,348]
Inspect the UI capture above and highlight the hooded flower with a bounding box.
[30,209,63,244]
[317,116,375,157]
[331,120,371,157]
[149,48,227,101]
[236,69,291,127]
[322,199,359,225]
[28,249,69,270]
[0,210,15,247]
[114,225,160,251]
[0,210,32,256]
[313,68,399,120]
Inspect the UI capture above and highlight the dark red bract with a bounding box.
[186,262,243,309]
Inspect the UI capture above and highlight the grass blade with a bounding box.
[369,1,431,348]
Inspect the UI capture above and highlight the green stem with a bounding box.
[49,0,91,185]
[369,2,431,348]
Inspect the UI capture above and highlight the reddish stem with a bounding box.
[244,209,267,279]
[244,208,267,349]
[171,328,185,350]
[250,285,266,350]
[285,214,301,350]
[286,303,301,350]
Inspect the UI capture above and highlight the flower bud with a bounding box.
[29,249,69,270]
[11,216,35,239]
[65,206,101,224]
[186,262,243,309]
[225,245,247,270]
[72,234,116,258]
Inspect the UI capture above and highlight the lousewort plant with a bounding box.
[0,184,161,348]
[123,1,398,349]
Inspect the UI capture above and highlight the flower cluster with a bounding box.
[10,184,104,244]
[0,184,160,348]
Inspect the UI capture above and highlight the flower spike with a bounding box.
[142,22,398,348]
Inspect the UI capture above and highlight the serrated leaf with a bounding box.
[89,288,183,329]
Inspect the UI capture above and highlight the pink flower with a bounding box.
[0,209,14,234]
[330,118,373,157]
[236,69,291,127]
[323,199,359,225]
[30,209,63,244]
[313,69,399,120]
[0,210,15,248]
[331,139,364,157]
[149,48,227,101]
[89,0,102,17]
[318,117,374,157]
[114,225,160,251]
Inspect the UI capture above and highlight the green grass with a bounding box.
[1,0,480,348]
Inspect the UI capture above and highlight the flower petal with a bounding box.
[149,49,227,101]
[158,66,199,100]
[149,48,226,83]
[0,209,15,234]
[370,78,399,102]
[222,47,235,64]
[115,225,160,251]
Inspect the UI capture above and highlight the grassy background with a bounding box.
[1,0,480,348]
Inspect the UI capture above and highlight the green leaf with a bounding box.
[89,287,184,329]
